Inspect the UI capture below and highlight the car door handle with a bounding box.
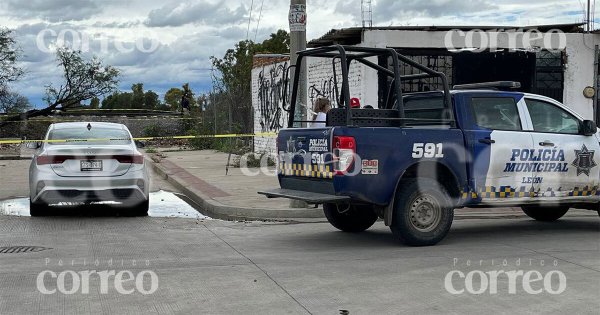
[539,141,555,147]
[479,138,495,144]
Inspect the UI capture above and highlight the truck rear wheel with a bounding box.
[390,178,454,246]
[323,204,378,233]
[521,205,569,222]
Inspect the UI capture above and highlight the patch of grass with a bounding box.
[231,152,276,168]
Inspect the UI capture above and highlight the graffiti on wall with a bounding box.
[256,61,342,132]
[308,76,338,109]
[257,63,290,132]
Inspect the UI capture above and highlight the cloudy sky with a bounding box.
[0,0,591,107]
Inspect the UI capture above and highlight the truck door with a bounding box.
[463,95,535,204]
[523,97,600,202]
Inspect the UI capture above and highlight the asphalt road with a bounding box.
[0,213,598,314]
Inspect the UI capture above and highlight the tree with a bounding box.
[0,28,24,99]
[210,30,289,133]
[1,48,120,125]
[89,96,100,109]
[0,92,31,113]
[144,90,160,110]
[131,83,144,109]
[255,29,290,54]
[43,48,120,108]
[101,91,131,109]
[164,88,183,111]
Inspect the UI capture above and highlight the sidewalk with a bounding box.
[146,149,598,221]
[145,150,324,220]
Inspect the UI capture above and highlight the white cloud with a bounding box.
[0,0,591,107]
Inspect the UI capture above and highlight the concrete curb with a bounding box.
[0,156,31,160]
[144,155,600,222]
[145,156,325,221]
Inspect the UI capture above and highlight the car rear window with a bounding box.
[47,128,132,145]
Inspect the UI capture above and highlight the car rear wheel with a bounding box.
[323,203,378,233]
[29,200,49,217]
[390,178,454,246]
[521,205,569,222]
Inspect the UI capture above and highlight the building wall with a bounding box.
[363,30,600,119]
[252,58,289,154]
[252,30,600,154]
[252,56,373,154]
[562,34,600,118]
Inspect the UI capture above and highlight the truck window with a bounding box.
[404,97,445,121]
[525,99,580,135]
[470,97,521,131]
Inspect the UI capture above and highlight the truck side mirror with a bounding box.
[582,120,597,136]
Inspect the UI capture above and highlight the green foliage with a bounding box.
[143,124,164,137]
[89,96,100,109]
[144,90,160,109]
[102,91,132,109]
[164,88,183,111]
[100,84,162,110]
[232,152,276,168]
[131,83,144,109]
[255,29,290,54]
[209,30,289,134]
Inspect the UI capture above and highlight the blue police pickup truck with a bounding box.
[259,46,600,246]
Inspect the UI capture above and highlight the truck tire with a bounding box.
[390,178,454,246]
[323,204,378,233]
[521,206,569,222]
[29,200,49,217]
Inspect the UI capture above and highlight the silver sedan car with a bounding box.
[28,122,150,216]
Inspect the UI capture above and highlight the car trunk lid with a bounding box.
[41,145,139,177]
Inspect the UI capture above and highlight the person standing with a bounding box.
[310,98,331,127]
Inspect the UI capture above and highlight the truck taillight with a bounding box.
[333,136,356,175]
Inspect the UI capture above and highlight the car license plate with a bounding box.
[81,160,103,171]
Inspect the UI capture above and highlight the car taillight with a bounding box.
[115,155,144,164]
[36,155,69,165]
[333,136,356,175]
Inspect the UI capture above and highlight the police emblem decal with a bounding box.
[572,144,597,176]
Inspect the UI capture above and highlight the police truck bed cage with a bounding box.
[288,45,454,128]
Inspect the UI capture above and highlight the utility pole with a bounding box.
[289,0,308,208]
[588,0,592,32]
[289,0,307,127]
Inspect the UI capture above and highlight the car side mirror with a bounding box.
[25,142,41,149]
[134,140,145,148]
[582,120,597,136]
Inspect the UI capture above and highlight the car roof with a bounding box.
[49,122,127,130]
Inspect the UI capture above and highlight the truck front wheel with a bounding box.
[390,178,454,246]
[521,205,569,222]
[323,204,378,233]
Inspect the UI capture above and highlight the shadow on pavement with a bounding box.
[286,217,600,248]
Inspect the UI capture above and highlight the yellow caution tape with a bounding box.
[0,133,278,144]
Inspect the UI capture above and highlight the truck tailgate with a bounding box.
[277,127,334,179]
